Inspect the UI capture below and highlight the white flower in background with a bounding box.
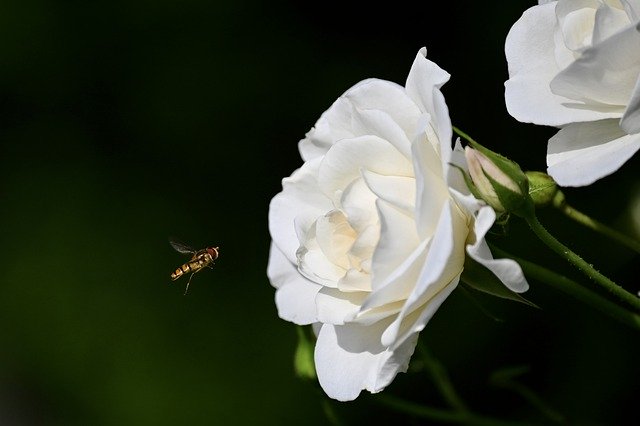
[505,0,640,187]
[268,49,528,401]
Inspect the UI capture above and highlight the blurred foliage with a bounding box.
[0,0,637,425]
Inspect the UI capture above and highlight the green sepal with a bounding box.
[525,171,558,207]
[460,257,538,308]
[294,326,316,380]
[484,171,535,218]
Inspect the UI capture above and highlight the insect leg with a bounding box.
[183,267,205,295]
[184,273,195,295]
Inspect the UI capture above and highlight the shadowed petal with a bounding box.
[381,200,467,348]
[269,157,332,263]
[547,120,640,186]
[621,71,640,134]
[316,287,368,325]
[550,22,640,107]
[314,321,418,401]
[466,206,529,293]
[371,199,421,292]
[268,242,321,325]
[318,136,412,201]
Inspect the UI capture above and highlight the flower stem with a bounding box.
[321,399,345,426]
[376,394,535,426]
[417,342,468,413]
[489,365,564,424]
[453,125,478,144]
[524,213,640,312]
[552,191,640,254]
[491,245,640,331]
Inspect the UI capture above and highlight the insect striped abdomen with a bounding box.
[171,263,191,280]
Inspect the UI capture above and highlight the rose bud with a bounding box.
[464,144,533,217]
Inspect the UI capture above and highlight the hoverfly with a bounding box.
[169,239,219,295]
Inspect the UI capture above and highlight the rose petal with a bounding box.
[381,200,467,347]
[338,268,371,292]
[505,2,620,125]
[466,206,529,293]
[340,178,378,232]
[592,2,632,45]
[410,202,468,308]
[555,1,598,52]
[413,113,443,184]
[621,72,640,134]
[314,210,356,269]
[386,278,458,352]
[550,22,640,108]
[412,129,449,239]
[267,242,321,325]
[446,138,469,194]
[296,219,345,287]
[361,169,416,214]
[316,287,368,325]
[298,78,393,161]
[314,321,418,401]
[623,0,640,21]
[405,47,453,154]
[448,188,484,217]
[370,199,421,291]
[300,79,423,162]
[269,157,332,263]
[433,88,454,168]
[318,135,413,202]
[547,119,640,186]
[345,79,423,139]
[355,300,405,326]
[351,107,413,159]
[347,223,378,274]
[299,78,424,162]
[267,242,296,291]
[361,238,429,310]
[299,96,355,162]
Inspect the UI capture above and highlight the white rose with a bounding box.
[268,48,528,401]
[505,0,640,186]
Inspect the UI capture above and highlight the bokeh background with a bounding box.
[1,0,638,424]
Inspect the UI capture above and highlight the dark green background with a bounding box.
[1,1,638,424]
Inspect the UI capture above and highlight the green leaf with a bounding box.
[461,257,538,308]
[294,326,317,380]
[458,286,505,322]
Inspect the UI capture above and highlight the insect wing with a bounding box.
[169,238,196,255]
